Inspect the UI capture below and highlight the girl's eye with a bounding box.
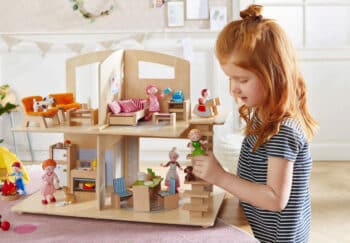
[240,80,248,83]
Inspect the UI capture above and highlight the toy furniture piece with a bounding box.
[49,93,81,124]
[167,100,190,121]
[107,99,146,126]
[113,177,132,199]
[21,96,59,128]
[132,176,162,212]
[183,179,211,217]
[152,112,176,126]
[158,178,179,210]
[193,97,221,118]
[49,143,77,188]
[66,107,98,126]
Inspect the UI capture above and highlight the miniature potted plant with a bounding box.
[0,84,18,143]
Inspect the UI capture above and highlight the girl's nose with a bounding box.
[230,82,241,95]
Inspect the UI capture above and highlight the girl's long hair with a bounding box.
[216,4,318,150]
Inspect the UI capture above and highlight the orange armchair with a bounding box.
[21,96,59,128]
[49,93,81,124]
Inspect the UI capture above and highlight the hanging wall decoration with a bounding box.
[70,0,114,22]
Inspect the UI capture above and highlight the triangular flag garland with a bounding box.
[0,34,145,57]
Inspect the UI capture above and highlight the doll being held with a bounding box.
[187,129,207,158]
[144,84,164,121]
[41,159,59,205]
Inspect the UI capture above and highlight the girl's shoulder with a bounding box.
[279,118,306,141]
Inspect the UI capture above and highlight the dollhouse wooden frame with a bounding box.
[12,49,227,227]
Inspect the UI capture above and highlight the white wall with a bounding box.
[1,1,350,161]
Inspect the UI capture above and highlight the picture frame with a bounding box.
[210,6,227,31]
[167,1,185,27]
[186,0,209,20]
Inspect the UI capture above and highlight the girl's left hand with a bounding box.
[192,151,225,185]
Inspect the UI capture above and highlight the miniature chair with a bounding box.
[21,96,59,128]
[113,177,132,199]
[158,178,178,209]
[49,93,81,124]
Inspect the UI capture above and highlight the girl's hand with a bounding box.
[192,151,225,185]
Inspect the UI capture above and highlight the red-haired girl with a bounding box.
[192,4,318,242]
[41,159,59,205]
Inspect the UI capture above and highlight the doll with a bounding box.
[7,161,26,195]
[197,89,209,112]
[144,84,163,121]
[188,129,207,157]
[160,147,182,192]
[41,159,59,205]
[193,88,214,117]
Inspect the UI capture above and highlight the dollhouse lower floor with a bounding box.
[12,189,225,227]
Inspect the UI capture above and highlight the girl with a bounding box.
[192,4,317,243]
[41,159,59,205]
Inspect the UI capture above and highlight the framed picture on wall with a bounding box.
[167,1,185,27]
[210,6,227,31]
[186,0,209,20]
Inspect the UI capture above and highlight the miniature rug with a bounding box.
[0,165,258,243]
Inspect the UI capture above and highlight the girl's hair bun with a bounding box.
[240,4,263,21]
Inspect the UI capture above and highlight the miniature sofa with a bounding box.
[21,96,59,128]
[107,98,146,126]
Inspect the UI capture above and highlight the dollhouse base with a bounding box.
[12,190,225,227]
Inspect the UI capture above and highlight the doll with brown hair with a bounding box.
[41,159,59,205]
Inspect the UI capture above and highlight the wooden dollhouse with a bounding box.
[12,49,227,227]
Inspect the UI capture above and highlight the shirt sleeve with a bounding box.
[265,125,300,162]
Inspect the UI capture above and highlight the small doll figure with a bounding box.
[144,84,163,121]
[193,88,214,117]
[188,129,207,157]
[7,161,26,195]
[160,147,182,192]
[41,159,59,205]
[198,88,209,112]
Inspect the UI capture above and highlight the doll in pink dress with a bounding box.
[160,147,182,192]
[144,84,163,121]
[41,159,59,205]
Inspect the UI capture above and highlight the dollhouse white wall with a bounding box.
[1,0,350,161]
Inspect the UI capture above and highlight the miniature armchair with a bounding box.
[21,96,59,128]
[49,93,81,124]
[113,177,133,199]
[158,178,178,210]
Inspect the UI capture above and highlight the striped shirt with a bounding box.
[237,118,312,243]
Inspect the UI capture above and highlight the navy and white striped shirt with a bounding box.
[237,118,312,243]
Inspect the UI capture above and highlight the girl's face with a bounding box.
[221,61,264,108]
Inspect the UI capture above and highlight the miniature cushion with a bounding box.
[131,98,146,110]
[108,101,121,114]
[118,99,138,113]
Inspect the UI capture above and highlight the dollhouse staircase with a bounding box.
[182,179,211,217]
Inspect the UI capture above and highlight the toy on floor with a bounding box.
[1,179,20,201]
[0,147,30,184]
[187,129,207,157]
[7,162,26,195]
[160,147,182,192]
[144,84,164,121]
[41,159,59,205]
[0,215,11,231]
[193,89,221,118]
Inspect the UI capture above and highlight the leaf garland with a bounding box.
[70,0,114,22]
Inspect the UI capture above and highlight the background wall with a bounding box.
[0,0,349,161]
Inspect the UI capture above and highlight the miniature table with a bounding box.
[66,108,98,126]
